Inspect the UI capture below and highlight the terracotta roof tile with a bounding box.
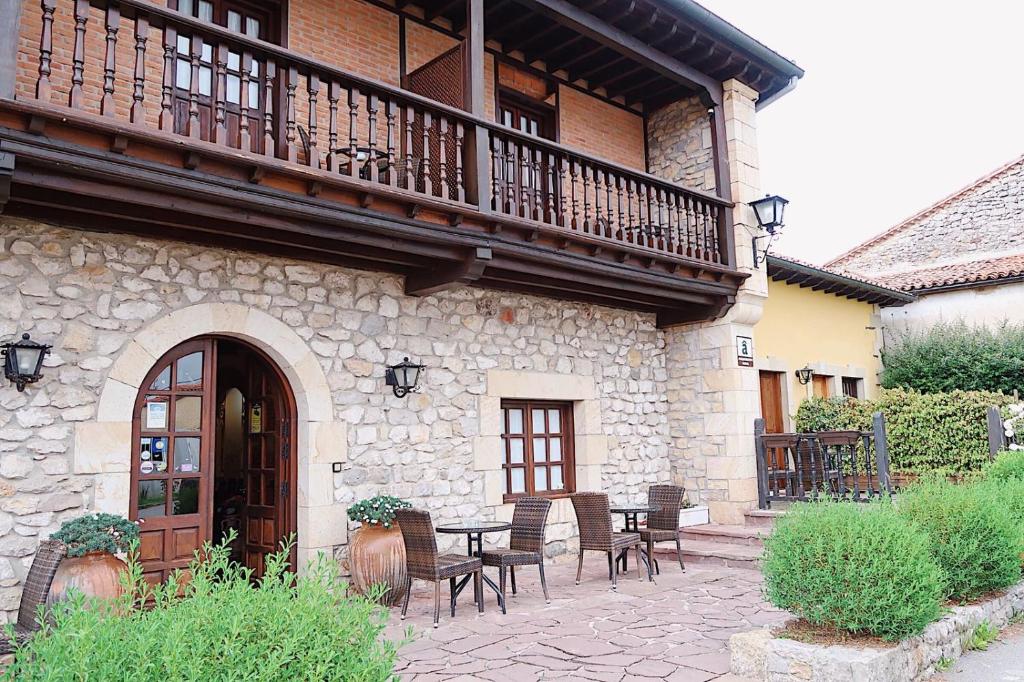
[863,252,1024,291]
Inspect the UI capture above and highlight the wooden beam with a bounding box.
[708,104,734,266]
[405,246,493,295]
[515,0,722,103]
[426,0,463,21]
[0,0,23,98]
[464,0,490,214]
[656,295,734,327]
[0,145,13,213]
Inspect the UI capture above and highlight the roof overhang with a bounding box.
[766,255,916,308]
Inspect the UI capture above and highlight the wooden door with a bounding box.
[170,0,276,153]
[759,371,785,434]
[242,356,290,577]
[131,339,216,586]
[812,374,831,398]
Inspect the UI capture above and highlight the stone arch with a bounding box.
[75,303,347,570]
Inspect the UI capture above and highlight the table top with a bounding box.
[610,504,661,514]
[436,520,512,534]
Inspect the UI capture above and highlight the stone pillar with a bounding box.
[666,79,767,525]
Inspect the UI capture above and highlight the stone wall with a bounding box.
[832,156,1024,279]
[0,215,676,621]
[646,95,716,193]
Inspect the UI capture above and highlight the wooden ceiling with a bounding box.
[411,0,802,109]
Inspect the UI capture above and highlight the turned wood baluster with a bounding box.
[347,88,361,177]
[36,0,56,102]
[657,188,667,251]
[557,156,568,227]
[69,0,89,108]
[626,179,635,243]
[326,82,340,171]
[665,193,676,254]
[518,143,530,218]
[387,100,399,188]
[130,15,148,125]
[239,52,253,152]
[101,4,120,117]
[569,159,579,229]
[604,170,614,237]
[533,148,544,221]
[703,200,713,261]
[684,196,695,258]
[710,204,720,262]
[213,45,228,144]
[262,59,276,157]
[635,182,647,247]
[366,93,378,181]
[506,142,517,215]
[438,117,449,199]
[453,121,464,200]
[674,193,685,255]
[159,27,176,131]
[307,73,320,168]
[581,163,592,233]
[545,151,556,224]
[616,175,625,238]
[490,135,503,211]
[404,105,415,190]
[186,36,203,136]
[592,167,602,235]
[421,111,433,196]
[283,66,298,162]
[694,198,705,260]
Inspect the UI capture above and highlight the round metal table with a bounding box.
[610,503,660,581]
[436,520,512,611]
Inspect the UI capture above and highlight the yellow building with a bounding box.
[754,255,914,433]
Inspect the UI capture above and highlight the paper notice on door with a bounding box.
[146,401,168,430]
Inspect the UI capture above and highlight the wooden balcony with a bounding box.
[0,0,750,326]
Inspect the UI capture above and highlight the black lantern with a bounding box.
[749,194,789,235]
[795,365,814,385]
[2,333,51,392]
[385,357,425,398]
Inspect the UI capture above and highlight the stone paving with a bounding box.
[385,559,785,681]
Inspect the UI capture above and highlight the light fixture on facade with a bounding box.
[749,194,789,268]
[2,333,51,392]
[385,357,426,398]
[795,365,814,385]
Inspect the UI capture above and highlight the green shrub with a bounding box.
[881,321,1024,394]
[4,534,399,681]
[897,478,1022,601]
[965,620,1000,651]
[347,495,411,529]
[50,513,139,557]
[984,450,1024,482]
[794,388,1015,475]
[762,500,944,641]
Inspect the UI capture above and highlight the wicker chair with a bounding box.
[1,539,66,655]
[480,497,551,613]
[639,484,686,574]
[570,492,643,589]
[394,508,483,628]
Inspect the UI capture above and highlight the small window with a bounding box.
[501,400,574,501]
[812,374,832,398]
[841,377,861,399]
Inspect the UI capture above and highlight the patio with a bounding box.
[385,559,784,681]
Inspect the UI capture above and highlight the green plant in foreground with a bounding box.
[762,500,943,641]
[4,531,400,681]
[50,513,140,557]
[984,450,1024,482]
[935,657,954,672]
[965,621,999,651]
[347,494,412,529]
[898,477,1022,601]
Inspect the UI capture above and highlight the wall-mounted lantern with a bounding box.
[749,193,789,268]
[795,365,814,385]
[385,357,425,398]
[2,333,51,392]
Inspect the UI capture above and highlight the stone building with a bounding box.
[0,0,801,617]
[829,153,1024,336]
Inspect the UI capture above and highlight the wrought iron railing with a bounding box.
[753,412,893,508]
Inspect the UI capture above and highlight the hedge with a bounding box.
[881,321,1024,394]
[794,388,1015,475]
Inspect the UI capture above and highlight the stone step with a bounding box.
[681,523,769,547]
[743,508,785,528]
[654,539,762,570]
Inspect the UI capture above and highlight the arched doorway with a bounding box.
[130,336,297,585]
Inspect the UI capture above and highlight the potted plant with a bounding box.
[345,495,411,606]
[47,513,139,605]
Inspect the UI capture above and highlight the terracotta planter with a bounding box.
[347,523,407,607]
[47,551,127,606]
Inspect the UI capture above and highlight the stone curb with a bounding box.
[730,579,1024,682]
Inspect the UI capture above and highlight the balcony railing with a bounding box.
[18,0,732,265]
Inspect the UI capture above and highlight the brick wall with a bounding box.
[557,85,645,171]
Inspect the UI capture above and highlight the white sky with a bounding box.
[698,0,1024,265]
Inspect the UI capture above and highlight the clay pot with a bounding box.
[347,523,407,607]
[47,551,127,606]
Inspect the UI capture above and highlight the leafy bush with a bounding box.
[50,513,139,557]
[762,500,944,641]
[881,321,1024,394]
[984,450,1024,482]
[4,534,399,681]
[347,495,411,529]
[794,388,1015,475]
[897,477,1022,601]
